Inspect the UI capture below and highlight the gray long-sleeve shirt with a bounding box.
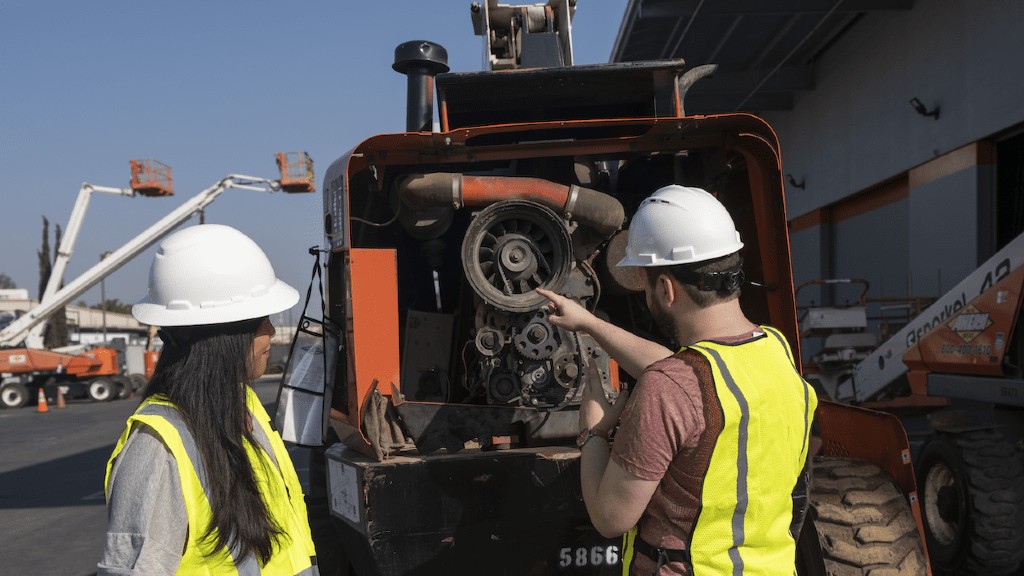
[98,420,280,575]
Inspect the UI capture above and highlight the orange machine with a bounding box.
[0,348,100,374]
[799,233,1024,574]
[0,345,134,408]
[280,2,932,575]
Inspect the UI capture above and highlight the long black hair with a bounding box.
[144,317,282,565]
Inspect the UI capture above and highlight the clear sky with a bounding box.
[0,0,627,314]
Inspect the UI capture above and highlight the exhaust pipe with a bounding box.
[393,41,449,132]
[398,173,625,239]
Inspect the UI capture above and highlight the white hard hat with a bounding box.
[133,224,299,326]
[616,185,743,267]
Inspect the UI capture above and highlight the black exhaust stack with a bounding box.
[393,41,449,132]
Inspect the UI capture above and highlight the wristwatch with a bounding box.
[576,427,609,449]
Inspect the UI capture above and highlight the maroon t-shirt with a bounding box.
[610,330,762,575]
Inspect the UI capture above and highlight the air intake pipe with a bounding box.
[398,173,626,239]
[393,41,449,132]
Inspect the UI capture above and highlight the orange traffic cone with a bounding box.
[37,387,49,413]
[56,386,66,409]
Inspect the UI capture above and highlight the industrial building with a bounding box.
[0,290,146,345]
[612,0,1024,359]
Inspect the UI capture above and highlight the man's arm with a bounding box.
[580,439,660,537]
[534,288,671,537]
[572,355,659,538]
[535,288,671,378]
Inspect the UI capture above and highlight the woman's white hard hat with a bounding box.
[616,185,743,267]
[133,224,299,326]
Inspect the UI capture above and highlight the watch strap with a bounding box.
[577,426,610,448]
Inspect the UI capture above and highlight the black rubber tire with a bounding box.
[129,373,147,392]
[916,430,1024,575]
[809,456,928,575]
[111,375,132,400]
[87,378,115,402]
[0,382,29,409]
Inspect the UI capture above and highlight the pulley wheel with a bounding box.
[462,200,572,312]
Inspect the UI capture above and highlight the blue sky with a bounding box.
[0,1,626,312]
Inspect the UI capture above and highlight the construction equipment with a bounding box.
[26,165,173,349]
[799,233,1024,575]
[283,2,931,574]
[0,345,129,408]
[0,155,314,408]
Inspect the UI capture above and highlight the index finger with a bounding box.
[535,287,560,302]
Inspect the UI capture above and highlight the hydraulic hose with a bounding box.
[398,173,625,238]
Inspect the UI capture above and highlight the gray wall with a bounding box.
[833,200,910,300]
[908,165,994,296]
[766,0,1024,305]
[767,0,1024,218]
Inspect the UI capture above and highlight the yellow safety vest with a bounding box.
[105,387,319,576]
[622,326,816,576]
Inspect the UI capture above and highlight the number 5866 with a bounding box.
[558,545,620,568]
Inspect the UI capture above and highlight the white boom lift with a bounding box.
[0,156,314,349]
[25,183,161,349]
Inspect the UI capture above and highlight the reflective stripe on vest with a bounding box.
[105,387,319,576]
[621,327,816,576]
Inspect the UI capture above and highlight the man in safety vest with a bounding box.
[538,185,816,576]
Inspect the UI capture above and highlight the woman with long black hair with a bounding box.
[98,224,319,575]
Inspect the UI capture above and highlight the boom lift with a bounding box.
[0,155,314,408]
[281,2,930,574]
[23,160,173,350]
[800,232,1024,575]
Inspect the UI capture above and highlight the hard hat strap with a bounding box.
[672,264,744,294]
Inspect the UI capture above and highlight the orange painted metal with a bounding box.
[816,399,932,574]
[129,159,174,196]
[346,248,401,441]
[144,350,159,379]
[608,358,621,392]
[275,151,316,193]
[67,346,119,378]
[0,346,120,381]
[904,265,1024,382]
[738,131,800,358]
[461,175,569,208]
[0,348,101,375]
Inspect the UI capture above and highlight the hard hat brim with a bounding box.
[614,243,743,268]
[132,279,300,327]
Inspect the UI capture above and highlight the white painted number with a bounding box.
[557,545,621,569]
[559,548,571,568]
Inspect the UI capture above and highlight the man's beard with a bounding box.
[649,296,679,349]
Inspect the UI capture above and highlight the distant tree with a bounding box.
[37,217,69,348]
[37,216,50,301]
[48,224,69,345]
[91,298,133,315]
[0,273,15,289]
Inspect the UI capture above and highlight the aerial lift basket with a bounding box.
[129,159,175,196]
[275,151,315,193]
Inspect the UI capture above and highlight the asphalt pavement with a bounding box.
[0,376,308,576]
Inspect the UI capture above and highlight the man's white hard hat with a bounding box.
[133,224,299,326]
[616,185,743,267]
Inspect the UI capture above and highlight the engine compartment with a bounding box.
[320,62,796,457]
